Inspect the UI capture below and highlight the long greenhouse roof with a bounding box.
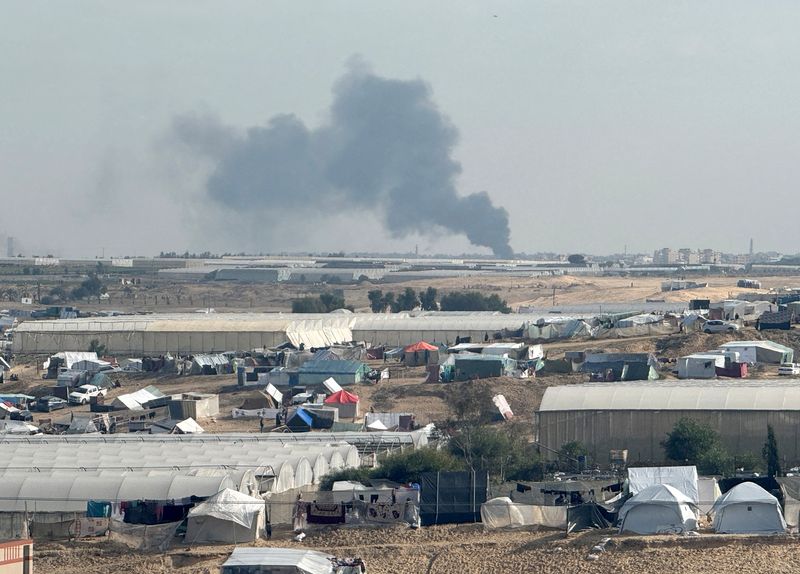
[15,312,529,333]
[539,380,800,412]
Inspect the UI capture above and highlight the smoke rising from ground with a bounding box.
[174,63,514,257]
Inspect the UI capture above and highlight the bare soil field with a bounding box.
[5,273,800,313]
[36,524,800,574]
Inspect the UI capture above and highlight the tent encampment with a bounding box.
[711,481,787,534]
[619,484,698,534]
[186,488,266,543]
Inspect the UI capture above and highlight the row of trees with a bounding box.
[662,417,782,476]
[367,288,510,314]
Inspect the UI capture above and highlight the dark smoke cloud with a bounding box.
[174,63,514,257]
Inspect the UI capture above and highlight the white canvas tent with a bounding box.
[628,466,699,503]
[677,354,724,379]
[711,482,787,534]
[619,484,698,534]
[186,488,266,543]
[221,548,334,574]
[697,477,722,514]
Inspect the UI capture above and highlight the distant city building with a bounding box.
[6,236,13,258]
[677,248,700,265]
[699,249,720,264]
[653,248,677,265]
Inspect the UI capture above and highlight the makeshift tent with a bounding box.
[403,342,439,367]
[453,354,508,381]
[677,354,725,378]
[295,360,367,386]
[628,466,699,504]
[221,548,334,574]
[286,408,313,432]
[719,341,794,365]
[323,390,360,418]
[697,477,722,514]
[711,482,787,534]
[190,353,231,375]
[480,497,567,529]
[186,488,266,543]
[567,503,615,533]
[619,484,698,534]
[366,419,388,431]
[111,385,165,410]
[420,470,488,526]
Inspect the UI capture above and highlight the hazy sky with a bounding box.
[3,1,800,258]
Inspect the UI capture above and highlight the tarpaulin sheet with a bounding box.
[480,498,566,529]
[420,471,488,526]
[628,466,699,503]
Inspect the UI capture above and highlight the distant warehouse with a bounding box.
[536,381,800,464]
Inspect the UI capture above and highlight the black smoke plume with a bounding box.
[174,63,514,258]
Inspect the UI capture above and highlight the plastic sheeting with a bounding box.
[480,497,566,529]
[187,488,264,529]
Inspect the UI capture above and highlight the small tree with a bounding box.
[662,417,721,464]
[291,297,327,313]
[394,287,419,312]
[88,339,107,356]
[558,441,589,471]
[443,383,495,424]
[762,425,782,477]
[368,290,385,313]
[567,254,587,265]
[419,287,438,311]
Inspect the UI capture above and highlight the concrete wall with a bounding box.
[537,409,800,465]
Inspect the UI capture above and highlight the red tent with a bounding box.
[324,390,360,404]
[404,341,438,353]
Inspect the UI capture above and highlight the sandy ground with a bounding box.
[4,273,800,313]
[35,524,800,574]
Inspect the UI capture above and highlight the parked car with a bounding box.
[703,320,740,334]
[36,396,67,412]
[778,363,800,376]
[68,384,108,405]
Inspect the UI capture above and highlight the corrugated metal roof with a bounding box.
[539,380,800,412]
